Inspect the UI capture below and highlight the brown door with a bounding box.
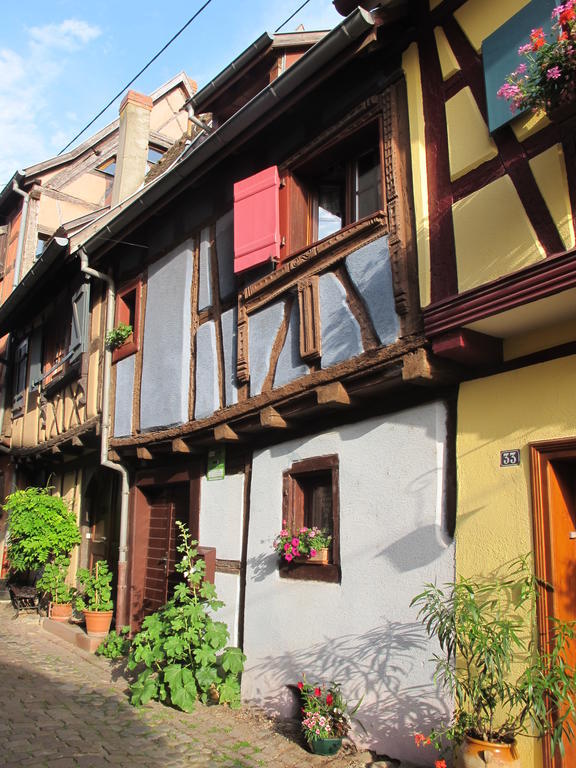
[143,485,189,615]
[531,443,576,768]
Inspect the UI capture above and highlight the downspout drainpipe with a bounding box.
[79,246,130,629]
[12,177,30,290]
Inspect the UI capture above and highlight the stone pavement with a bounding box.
[0,604,407,768]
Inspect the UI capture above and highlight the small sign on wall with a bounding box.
[500,449,520,467]
[207,447,226,481]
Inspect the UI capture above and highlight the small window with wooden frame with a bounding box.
[113,279,141,363]
[280,454,340,583]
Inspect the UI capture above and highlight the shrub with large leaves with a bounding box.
[128,522,246,713]
[5,486,81,573]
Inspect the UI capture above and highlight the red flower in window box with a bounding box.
[273,526,332,562]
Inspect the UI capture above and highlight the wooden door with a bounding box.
[531,443,576,768]
[142,485,189,616]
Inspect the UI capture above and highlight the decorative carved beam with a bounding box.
[172,438,191,453]
[51,446,62,455]
[214,424,240,442]
[315,382,350,407]
[402,348,456,386]
[71,436,84,448]
[260,407,287,429]
[108,449,122,462]
[136,447,154,461]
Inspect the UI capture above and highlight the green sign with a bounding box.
[207,447,225,481]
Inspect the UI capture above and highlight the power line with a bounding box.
[57,0,215,156]
[275,0,315,33]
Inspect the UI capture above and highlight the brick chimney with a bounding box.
[111,90,153,206]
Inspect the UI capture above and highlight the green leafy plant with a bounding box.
[497,1,576,116]
[127,521,246,713]
[105,323,133,350]
[411,557,576,758]
[96,626,131,659]
[273,523,332,562]
[4,486,81,574]
[75,560,114,612]
[297,677,361,744]
[36,555,75,604]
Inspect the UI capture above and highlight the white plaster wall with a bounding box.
[199,473,244,561]
[243,401,453,765]
[213,572,240,647]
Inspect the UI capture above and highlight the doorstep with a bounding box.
[42,617,105,653]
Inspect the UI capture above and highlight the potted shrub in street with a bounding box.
[76,560,114,637]
[296,678,361,755]
[411,558,576,767]
[36,555,75,622]
[273,524,332,564]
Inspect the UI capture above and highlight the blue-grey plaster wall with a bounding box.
[198,227,212,311]
[249,302,285,396]
[195,320,220,419]
[273,301,308,389]
[221,308,239,407]
[113,354,135,437]
[345,236,400,346]
[318,273,363,368]
[140,240,193,431]
[216,211,235,301]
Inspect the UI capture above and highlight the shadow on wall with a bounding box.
[245,620,450,762]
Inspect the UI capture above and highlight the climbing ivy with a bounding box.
[127,522,246,713]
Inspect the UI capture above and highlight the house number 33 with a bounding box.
[500,450,520,467]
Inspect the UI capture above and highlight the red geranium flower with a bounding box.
[414,733,431,747]
[435,760,447,768]
[314,687,321,697]
[297,681,303,690]
[326,693,333,706]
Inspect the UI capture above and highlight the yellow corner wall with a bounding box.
[529,145,575,251]
[457,355,576,768]
[453,175,545,292]
[403,43,431,307]
[433,26,460,80]
[454,0,531,52]
[445,87,498,180]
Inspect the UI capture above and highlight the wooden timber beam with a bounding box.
[71,436,84,448]
[315,381,350,407]
[401,348,457,386]
[136,447,154,461]
[214,424,240,442]
[108,449,122,462]
[172,438,191,453]
[260,407,287,429]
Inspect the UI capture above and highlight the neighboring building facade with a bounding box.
[1,1,574,766]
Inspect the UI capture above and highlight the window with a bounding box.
[113,279,141,363]
[281,454,340,582]
[233,118,384,272]
[35,234,49,259]
[12,338,28,414]
[146,146,165,175]
[96,156,116,206]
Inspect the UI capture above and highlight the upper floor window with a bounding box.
[96,156,117,206]
[112,279,141,363]
[233,116,384,274]
[146,146,165,175]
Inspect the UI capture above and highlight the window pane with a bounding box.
[355,148,382,220]
[317,184,343,239]
[301,472,333,534]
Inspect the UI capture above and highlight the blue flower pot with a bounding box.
[310,738,342,755]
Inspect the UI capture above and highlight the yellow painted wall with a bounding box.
[445,87,498,180]
[457,355,576,768]
[454,0,531,52]
[529,145,575,251]
[504,319,576,360]
[453,175,545,292]
[433,26,460,80]
[403,43,431,307]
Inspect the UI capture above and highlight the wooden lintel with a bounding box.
[136,447,154,461]
[71,436,84,448]
[214,424,240,442]
[51,445,62,455]
[316,381,350,407]
[260,406,287,429]
[172,438,191,453]
[402,348,456,386]
[108,449,122,462]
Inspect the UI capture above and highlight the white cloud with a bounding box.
[0,19,101,184]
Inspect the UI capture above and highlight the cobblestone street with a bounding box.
[0,605,384,768]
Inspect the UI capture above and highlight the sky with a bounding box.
[0,0,343,186]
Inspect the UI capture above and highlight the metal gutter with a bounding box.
[11,180,30,289]
[0,171,25,216]
[188,32,273,113]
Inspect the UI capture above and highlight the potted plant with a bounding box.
[411,558,576,767]
[36,555,75,622]
[76,560,114,637]
[296,677,360,755]
[497,1,576,120]
[105,322,133,350]
[273,523,332,564]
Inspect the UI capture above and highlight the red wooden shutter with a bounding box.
[233,166,280,273]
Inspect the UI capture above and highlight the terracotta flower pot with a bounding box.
[83,609,113,637]
[457,735,520,768]
[302,547,330,565]
[48,602,73,622]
